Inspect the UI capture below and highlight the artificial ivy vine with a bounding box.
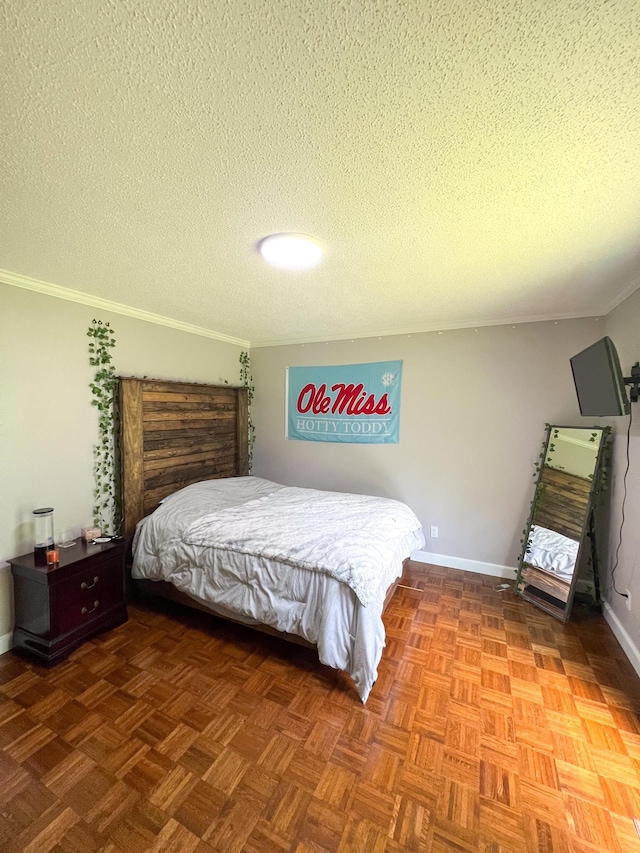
[87,319,119,533]
[515,423,613,585]
[515,424,552,576]
[239,350,256,472]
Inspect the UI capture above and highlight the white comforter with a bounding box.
[525,524,579,580]
[132,477,424,702]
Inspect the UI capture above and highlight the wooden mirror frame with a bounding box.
[515,424,610,622]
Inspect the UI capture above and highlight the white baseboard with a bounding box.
[410,550,515,580]
[0,562,13,655]
[1,552,635,678]
[0,632,12,655]
[602,600,640,680]
[410,551,597,592]
[410,551,640,679]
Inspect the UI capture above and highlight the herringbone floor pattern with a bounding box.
[1,563,640,852]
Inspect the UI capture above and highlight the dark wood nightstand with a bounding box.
[9,539,127,666]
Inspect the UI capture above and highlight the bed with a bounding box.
[119,377,424,701]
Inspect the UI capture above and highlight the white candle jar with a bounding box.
[33,507,55,554]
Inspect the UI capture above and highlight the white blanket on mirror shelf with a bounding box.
[525,524,579,580]
[132,476,425,702]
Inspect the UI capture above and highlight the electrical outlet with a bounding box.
[626,589,631,611]
[430,525,438,538]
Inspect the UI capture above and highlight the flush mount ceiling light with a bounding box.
[258,233,323,269]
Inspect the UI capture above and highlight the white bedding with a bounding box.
[524,524,579,580]
[132,476,424,702]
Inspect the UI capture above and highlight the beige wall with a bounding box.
[3,281,638,665]
[0,284,244,644]
[603,286,640,657]
[547,429,602,479]
[251,318,603,571]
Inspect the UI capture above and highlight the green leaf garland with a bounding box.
[87,319,119,532]
[239,350,255,472]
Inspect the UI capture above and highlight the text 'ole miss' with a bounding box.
[287,361,402,444]
[297,383,392,417]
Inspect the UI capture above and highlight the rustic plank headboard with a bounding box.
[119,378,248,540]
[534,466,592,541]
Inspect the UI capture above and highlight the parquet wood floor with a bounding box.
[2,562,640,852]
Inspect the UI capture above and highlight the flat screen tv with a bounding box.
[570,336,630,417]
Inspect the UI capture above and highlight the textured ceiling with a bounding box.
[2,0,640,346]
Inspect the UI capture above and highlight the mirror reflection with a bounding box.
[517,425,607,621]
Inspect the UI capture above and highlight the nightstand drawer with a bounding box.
[10,539,127,666]
[57,561,121,605]
[58,582,122,635]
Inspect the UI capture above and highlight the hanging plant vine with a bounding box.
[87,319,119,533]
[515,424,552,580]
[515,424,612,591]
[239,350,255,472]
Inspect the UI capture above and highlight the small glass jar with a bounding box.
[33,507,55,555]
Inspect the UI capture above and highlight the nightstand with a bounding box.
[9,539,127,666]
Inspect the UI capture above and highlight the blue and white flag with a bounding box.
[286,361,402,443]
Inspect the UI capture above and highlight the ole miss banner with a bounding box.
[286,361,402,443]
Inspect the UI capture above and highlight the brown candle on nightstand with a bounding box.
[46,549,60,565]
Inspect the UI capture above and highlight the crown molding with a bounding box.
[601,277,640,316]
[554,431,601,450]
[0,269,250,348]
[249,312,604,348]
[4,266,630,351]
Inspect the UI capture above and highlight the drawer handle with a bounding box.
[81,576,99,589]
[82,600,99,615]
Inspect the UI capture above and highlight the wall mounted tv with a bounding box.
[570,336,630,417]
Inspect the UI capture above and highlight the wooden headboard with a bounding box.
[119,378,248,540]
[534,466,592,540]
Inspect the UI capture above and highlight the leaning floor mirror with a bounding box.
[516,424,610,622]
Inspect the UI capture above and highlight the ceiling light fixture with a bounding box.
[258,233,323,269]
